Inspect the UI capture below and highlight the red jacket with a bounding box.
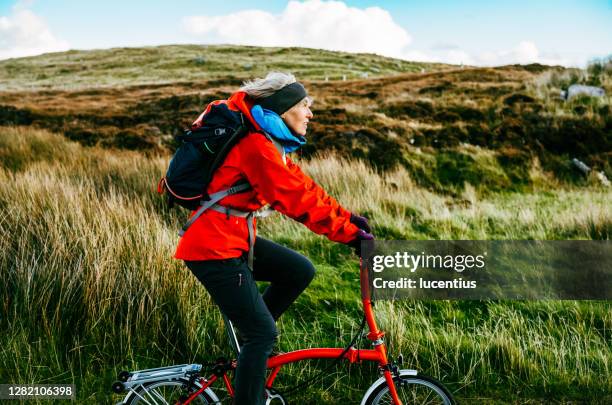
[174,92,360,261]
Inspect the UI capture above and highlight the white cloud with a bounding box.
[182,1,584,68]
[404,40,582,67]
[0,5,69,60]
[183,0,411,59]
[476,41,569,66]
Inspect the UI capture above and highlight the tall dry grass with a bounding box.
[0,126,610,403]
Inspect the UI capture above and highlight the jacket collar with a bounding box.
[227,91,262,131]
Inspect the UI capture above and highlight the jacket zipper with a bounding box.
[238,273,243,287]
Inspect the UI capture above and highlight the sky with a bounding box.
[0,0,610,67]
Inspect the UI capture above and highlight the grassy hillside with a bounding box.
[1,45,610,195]
[0,127,610,403]
[0,44,444,91]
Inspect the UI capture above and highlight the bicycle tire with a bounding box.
[361,370,455,405]
[122,377,219,405]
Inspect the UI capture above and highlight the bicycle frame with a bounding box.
[181,257,403,405]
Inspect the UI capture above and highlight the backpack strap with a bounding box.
[261,132,286,164]
[179,180,270,270]
[179,181,251,237]
[201,117,249,201]
[206,204,276,270]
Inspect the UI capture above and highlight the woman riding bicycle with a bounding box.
[174,72,374,405]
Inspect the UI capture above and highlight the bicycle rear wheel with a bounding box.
[123,378,218,405]
[362,370,455,405]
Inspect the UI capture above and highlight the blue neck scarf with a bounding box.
[251,105,306,153]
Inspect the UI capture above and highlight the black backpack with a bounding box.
[157,103,251,211]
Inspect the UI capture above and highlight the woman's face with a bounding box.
[281,97,313,136]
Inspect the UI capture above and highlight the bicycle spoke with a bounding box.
[142,386,162,404]
[149,387,170,404]
[422,388,434,404]
[131,385,155,405]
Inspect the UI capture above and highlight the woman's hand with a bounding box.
[350,213,371,233]
[348,229,375,257]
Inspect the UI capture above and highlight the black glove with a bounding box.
[348,229,375,257]
[350,213,371,233]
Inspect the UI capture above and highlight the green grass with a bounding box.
[0,126,610,403]
[0,44,446,91]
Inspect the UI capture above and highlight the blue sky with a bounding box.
[1,0,610,66]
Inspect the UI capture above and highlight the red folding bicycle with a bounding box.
[111,260,455,404]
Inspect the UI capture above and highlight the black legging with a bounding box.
[185,237,316,405]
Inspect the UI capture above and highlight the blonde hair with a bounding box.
[240,72,297,99]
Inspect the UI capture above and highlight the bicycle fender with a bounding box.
[359,369,418,405]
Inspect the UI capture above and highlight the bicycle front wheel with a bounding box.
[362,370,455,405]
[123,378,218,405]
